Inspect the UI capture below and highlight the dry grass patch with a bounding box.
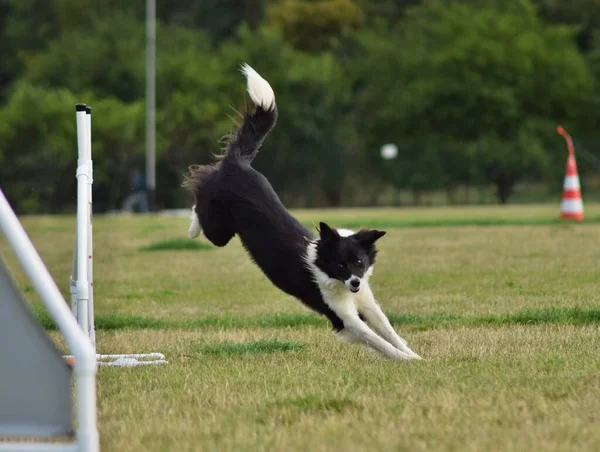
[1,206,600,451]
[84,325,600,451]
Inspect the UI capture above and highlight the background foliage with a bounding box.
[0,0,599,212]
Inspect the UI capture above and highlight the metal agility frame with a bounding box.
[66,103,167,367]
[0,189,99,452]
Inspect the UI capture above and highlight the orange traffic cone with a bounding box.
[557,125,583,221]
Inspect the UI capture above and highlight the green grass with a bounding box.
[291,203,600,229]
[139,237,213,251]
[300,215,600,229]
[33,306,600,331]
[2,204,600,452]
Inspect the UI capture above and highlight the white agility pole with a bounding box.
[75,106,90,339]
[69,103,167,367]
[0,189,99,452]
[85,107,96,347]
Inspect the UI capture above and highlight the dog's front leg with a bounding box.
[356,284,421,359]
[327,298,419,360]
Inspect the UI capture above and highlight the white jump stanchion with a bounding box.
[85,106,96,347]
[75,106,90,339]
[69,103,167,367]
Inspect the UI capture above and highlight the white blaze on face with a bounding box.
[335,229,363,293]
[337,228,355,237]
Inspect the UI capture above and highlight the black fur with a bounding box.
[183,80,385,333]
[184,100,347,329]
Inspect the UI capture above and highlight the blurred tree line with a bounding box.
[0,0,598,213]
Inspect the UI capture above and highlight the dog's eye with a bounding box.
[337,263,346,269]
[356,259,363,266]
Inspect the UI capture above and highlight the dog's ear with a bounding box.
[318,222,339,241]
[354,229,386,246]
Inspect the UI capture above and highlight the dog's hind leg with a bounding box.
[188,205,202,239]
[356,284,421,359]
[197,200,235,247]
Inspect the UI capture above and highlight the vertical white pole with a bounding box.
[77,105,100,451]
[75,104,89,337]
[70,235,78,317]
[85,106,96,349]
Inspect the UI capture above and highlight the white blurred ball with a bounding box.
[380,143,398,160]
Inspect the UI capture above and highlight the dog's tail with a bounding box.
[182,64,277,193]
[221,64,278,165]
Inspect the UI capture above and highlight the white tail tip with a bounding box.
[240,63,275,111]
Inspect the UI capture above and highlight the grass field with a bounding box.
[1,204,600,451]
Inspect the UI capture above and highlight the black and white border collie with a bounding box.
[183,64,421,360]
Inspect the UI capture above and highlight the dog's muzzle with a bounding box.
[348,277,361,293]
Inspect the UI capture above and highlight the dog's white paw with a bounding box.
[396,340,421,358]
[188,205,202,239]
[401,346,422,360]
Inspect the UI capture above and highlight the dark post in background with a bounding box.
[146,0,156,211]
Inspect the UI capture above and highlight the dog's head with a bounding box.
[314,222,386,293]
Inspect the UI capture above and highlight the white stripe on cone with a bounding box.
[561,199,583,213]
[563,175,581,190]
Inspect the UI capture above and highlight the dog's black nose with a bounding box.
[350,279,360,288]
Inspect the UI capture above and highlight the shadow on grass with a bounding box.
[139,237,213,252]
[272,395,357,412]
[256,395,359,425]
[197,338,305,356]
